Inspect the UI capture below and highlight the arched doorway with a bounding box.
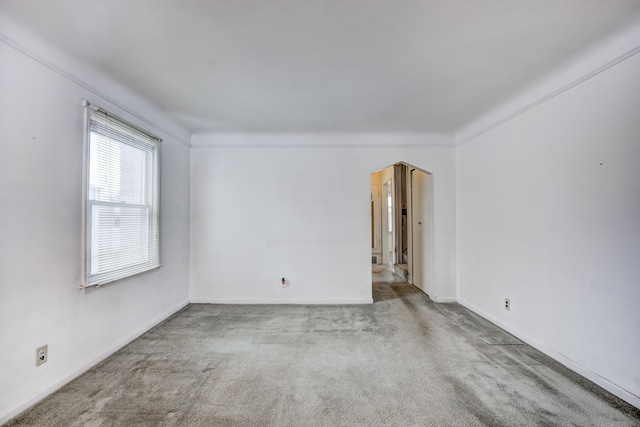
[371,162,435,297]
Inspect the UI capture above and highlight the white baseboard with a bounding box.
[190,298,373,305]
[433,296,457,303]
[457,298,640,409]
[0,299,190,426]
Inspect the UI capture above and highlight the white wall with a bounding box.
[5,3,637,420]
[456,25,640,406]
[0,15,191,423]
[190,134,456,304]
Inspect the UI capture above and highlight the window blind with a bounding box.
[83,102,161,288]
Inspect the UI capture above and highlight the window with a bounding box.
[83,101,161,288]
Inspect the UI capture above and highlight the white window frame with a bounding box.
[81,100,161,290]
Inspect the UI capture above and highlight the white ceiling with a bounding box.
[3,0,640,134]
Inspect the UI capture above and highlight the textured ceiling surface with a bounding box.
[3,0,640,134]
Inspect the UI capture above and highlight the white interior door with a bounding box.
[410,168,435,296]
[410,170,423,288]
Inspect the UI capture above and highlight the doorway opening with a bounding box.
[371,162,435,297]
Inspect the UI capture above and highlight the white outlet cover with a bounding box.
[36,344,48,367]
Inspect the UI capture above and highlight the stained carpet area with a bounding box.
[7,268,640,426]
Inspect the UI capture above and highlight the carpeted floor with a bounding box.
[7,266,640,426]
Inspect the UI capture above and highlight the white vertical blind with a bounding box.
[84,102,160,288]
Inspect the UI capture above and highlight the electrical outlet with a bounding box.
[36,345,48,367]
[504,298,510,311]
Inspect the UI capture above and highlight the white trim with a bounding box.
[191,144,456,149]
[0,299,190,426]
[191,143,455,149]
[190,298,373,305]
[82,104,161,288]
[456,44,640,146]
[0,14,191,148]
[457,298,640,409]
[433,296,457,303]
[190,133,455,148]
[455,19,640,146]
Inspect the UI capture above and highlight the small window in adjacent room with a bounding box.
[82,101,161,289]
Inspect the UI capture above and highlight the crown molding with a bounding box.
[0,11,191,148]
[190,132,455,149]
[455,19,640,146]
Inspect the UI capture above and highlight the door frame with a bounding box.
[371,162,434,295]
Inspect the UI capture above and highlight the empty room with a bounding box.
[1,1,639,425]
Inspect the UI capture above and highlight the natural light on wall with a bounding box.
[82,101,161,290]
